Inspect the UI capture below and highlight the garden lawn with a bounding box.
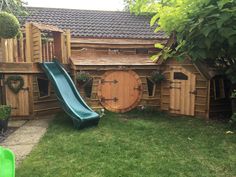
[16,111,236,177]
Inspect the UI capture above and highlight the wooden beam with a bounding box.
[66,30,71,61]
[71,43,157,49]
[71,37,167,45]
[25,23,33,62]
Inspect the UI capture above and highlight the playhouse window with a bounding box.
[174,72,188,80]
[37,77,50,98]
[213,78,225,99]
[146,78,156,97]
[84,79,93,98]
[136,48,148,54]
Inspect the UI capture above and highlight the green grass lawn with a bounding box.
[16,111,236,177]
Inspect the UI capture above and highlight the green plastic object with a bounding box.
[41,59,100,129]
[0,146,15,177]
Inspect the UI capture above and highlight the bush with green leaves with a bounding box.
[0,12,20,38]
[0,105,11,120]
[76,71,91,84]
[229,113,236,129]
[231,90,236,98]
[150,70,165,84]
[128,0,236,83]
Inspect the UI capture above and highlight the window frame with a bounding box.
[36,76,51,99]
[213,78,225,100]
[173,72,188,80]
[146,77,156,97]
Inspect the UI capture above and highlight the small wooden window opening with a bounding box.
[174,72,188,80]
[84,79,93,98]
[146,78,156,97]
[37,77,50,99]
[136,48,148,54]
[213,78,225,99]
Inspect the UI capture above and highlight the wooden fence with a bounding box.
[0,22,71,64]
[0,37,26,63]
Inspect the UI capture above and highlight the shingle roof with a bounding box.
[18,7,167,39]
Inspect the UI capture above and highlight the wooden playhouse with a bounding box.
[0,22,71,118]
[0,7,232,120]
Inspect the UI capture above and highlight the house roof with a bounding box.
[18,7,168,39]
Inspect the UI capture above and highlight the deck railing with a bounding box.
[0,22,71,64]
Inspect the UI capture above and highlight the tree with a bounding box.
[0,0,27,38]
[0,12,20,38]
[124,0,159,13]
[127,0,236,83]
[0,0,27,16]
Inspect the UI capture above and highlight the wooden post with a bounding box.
[25,23,33,62]
[1,39,6,62]
[8,39,14,62]
[0,39,2,62]
[13,38,18,62]
[38,30,42,63]
[2,39,8,62]
[66,30,71,63]
[53,32,63,62]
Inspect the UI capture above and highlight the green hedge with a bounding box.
[0,105,11,120]
[0,12,20,39]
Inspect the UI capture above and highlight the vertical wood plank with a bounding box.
[25,23,32,62]
[66,30,71,62]
[13,38,18,62]
[5,74,30,116]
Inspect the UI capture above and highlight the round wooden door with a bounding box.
[98,70,142,113]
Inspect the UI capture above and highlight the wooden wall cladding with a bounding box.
[32,74,61,115]
[160,59,209,118]
[73,66,162,112]
[4,74,30,117]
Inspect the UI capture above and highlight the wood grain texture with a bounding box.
[169,66,196,116]
[97,70,142,113]
[5,74,30,116]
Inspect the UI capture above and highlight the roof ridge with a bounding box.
[26,6,131,14]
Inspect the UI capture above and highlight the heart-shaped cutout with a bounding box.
[6,75,24,94]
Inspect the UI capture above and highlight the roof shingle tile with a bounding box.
[18,7,168,39]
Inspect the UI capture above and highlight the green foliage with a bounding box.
[229,113,236,129]
[226,64,236,84]
[127,0,236,83]
[150,70,165,83]
[231,90,236,98]
[0,0,27,16]
[126,0,160,14]
[5,75,24,93]
[76,71,91,84]
[0,105,11,120]
[0,11,20,38]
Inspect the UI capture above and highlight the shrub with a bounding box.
[0,12,20,39]
[229,113,236,129]
[76,71,91,83]
[0,105,11,120]
[150,71,165,84]
[231,90,236,98]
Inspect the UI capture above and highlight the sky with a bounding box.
[26,0,125,11]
